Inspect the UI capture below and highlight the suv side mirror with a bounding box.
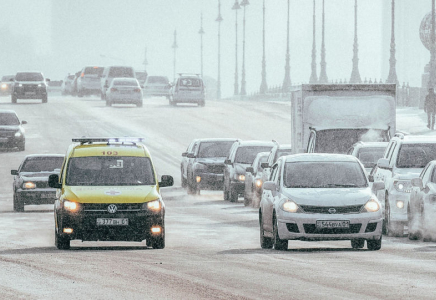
[48,174,62,188]
[224,159,232,165]
[187,153,195,159]
[159,175,174,188]
[368,174,374,182]
[260,162,269,169]
[411,178,423,189]
[263,181,276,191]
[377,158,390,170]
[181,152,187,157]
[246,167,254,174]
[21,120,27,125]
[11,170,18,175]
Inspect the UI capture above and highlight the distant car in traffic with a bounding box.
[11,154,64,212]
[0,109,26,151]
[347,141,388,174]
[259,143,292,196]
[100,66,135,100]
[182,138,237,194]
[408,160,436,241]
[259,153,384,251]
[244,151,269,207]
[11,72,50,103]
[0,75,15,96]
[61,74,75,96]
[224,140,274,202]
[105,78,143,107]
[169,74,205,106]
[76,66,104,97]
[144,75,170,99]
[135,71,148,87]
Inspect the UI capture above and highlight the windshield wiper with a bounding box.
[320,184,358,188]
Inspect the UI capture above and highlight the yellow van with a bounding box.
[48,137,173,250]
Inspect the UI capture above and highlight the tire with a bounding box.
[55,218,70,250]
[273,215,288,251]
[243,191,252,207]
[198,100,205,107]
[229,186,238,203]
[101,92,105,100]
[351,239,365,249]
[77,90,84,98]
[385,195,404,237]
[407,206,421,240]
[42,95,48,103]
[150,224,165,249]
[169,96,176,106]
[11,95,17,103]
[367,236,382,251]
[18,142,25,152]
[181,169,187,188]
[259,213,273,249]
[106,99,112,107]
[13,194,24,212]
[187,174,197,195]
[223,181,229,201]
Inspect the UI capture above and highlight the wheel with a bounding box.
[259,213,273,249]
[13,194,24,212]
[77,90,84,97]
[169,96,176,106]
[106,99,112,107]
[55,218,70,250]
[273,215,288,251]
[223,181,229,201]
[18,142,25,152]
[198,100,205,107]
[367,236,382,251]
[137,101,143,107]
[150,224,165,249]
[243,191,252,207]
[42,95,47,103]
[181,169,187,188]
[385,195,404,237]
[101,92,105,100]
[407,206,421,240]
[11,95,17,103]
[351,239,365,249]
[229,186,238,203]
[187,174,197,195]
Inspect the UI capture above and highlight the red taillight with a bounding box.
[81,73,84,77]
[110,88,118,92]
[134,88,141,93]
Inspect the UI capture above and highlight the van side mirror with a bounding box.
[48,174,62,188]
[21,120,27,125]
[159,175,174,188]
[372,181,385,191]
[46,78,50,82]
[181,152,187,157]
[368,174,374,182]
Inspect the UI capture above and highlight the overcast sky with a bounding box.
[0,0,431,97]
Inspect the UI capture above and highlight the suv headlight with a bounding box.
[281,200,300,213]
[361,198,380,213]
[238,174,245,182]
[393,180,412,193]
[15,131,22,137]
[63,200,80,212]
[255,179,262,188]
[143,199,161,211]
[23,182,36,189]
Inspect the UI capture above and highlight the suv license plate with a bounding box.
[316,220,349,229]
[96,218,129,226]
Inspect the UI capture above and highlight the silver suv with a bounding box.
[369,134,436,236]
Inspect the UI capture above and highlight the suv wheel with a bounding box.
[101,92,105,100]
[11,95,17,103]
[13,194,24,212]
[42,95,48,103]
[106,99,112,107]
[229,186,238,202]
[243,191,252,207]
[407,206,421,240]
[181,169,187,188]
[169,96,176,106]
[223,179,229,201]
[55,220,70,250]
[77,90,84,98]
[18,142,25,152]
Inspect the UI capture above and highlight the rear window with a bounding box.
[235,146,273,164]
[0,112,19,125]
[108,67,134,78]
[179,78,202,87]
[84,67,104,76]
[357,147,386,168]
[15,73,44,81]
[147,76,168,84]
[21,157,64,172]
[113,80,138,86]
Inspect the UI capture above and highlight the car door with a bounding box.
[261,160,281,233]
[187,141,199,181]
[418,164,434,214]
[181,140,196,180]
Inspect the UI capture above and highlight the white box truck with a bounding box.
[290,84,396,154]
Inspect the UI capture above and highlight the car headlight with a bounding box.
[144,199,161,211]
[255,179,262,188]
[38,84,42,87]
[281,200,300,213]
[23,182,36,189]
[393,180,412,193]
[1,83,7,89]
[14,131,22,137]
[63,200,80,212]
[362,199,380,212]
[238,174,245,182]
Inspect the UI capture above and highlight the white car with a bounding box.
[244,151,269,207]
[143,75,170,99]
[259,153,384,251]
[105,78,143,107]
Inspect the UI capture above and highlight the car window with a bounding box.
[234,146,273,164]
[396,144,436,168]
[20,157,64,172]
[66,156,155,186]
[113,80,138,86]
[357,147,386,168]
[284,161,368,188]
[179,78,202,87]
[15,73,43,81]
[84,67,104,75]
[0,112,20,125]
[108,67,134,78]
[197,141,234,158]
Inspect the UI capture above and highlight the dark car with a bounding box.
[0,75,15,96]
[182,138,237,194]
[11,154,65,211]
[11,72,50,103]
[0,110,26,151]
[224,140,274,202]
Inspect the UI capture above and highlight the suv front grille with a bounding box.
[299,205,363,214]
[206,164,225,174]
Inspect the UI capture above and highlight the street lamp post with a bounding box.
[429,0,436,89]
[232,0,241,96]
[240,0,249,96]
[260,0,268,94]
[349,0,362,83]
[172,30,178,82]
[309,0,318,84]
[282,0,291,93]
[216,0,223,99]
[386,0,398,84]
[143,47,148,73]
[199,13,205,78]
[319,0,328,83]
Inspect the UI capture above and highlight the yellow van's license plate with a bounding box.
[96,218,129,226]
[316,220,349,228]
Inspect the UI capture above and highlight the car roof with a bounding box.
[284,153,360,163]
[71,143,150,158]
[0,109,18,114]
[237,140,275,147]
[112,77,138,81]
[396,135,436,143]
[24,154,65,159]
[278,144,292,149]
[197,138,238,143]
[352,141,389,148]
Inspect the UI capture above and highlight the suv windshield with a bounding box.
[15,73,44,81]
[235,146,273,164]
[284,161,367,188]
[108,67,134,78]
[357,147,386,168]
[396,144,436,168]
[147,76,168,84]
[84,67,104,75]
[66,156,155,186]
[197,141,235,158]
[0,112,19,125]
[21,157,64,172]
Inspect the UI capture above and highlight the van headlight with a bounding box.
[143,199,161,211]
[362,199,380,213]
[63,200,80,212]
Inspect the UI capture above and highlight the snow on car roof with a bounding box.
[284,153,360,163]
[238,140,275,146]
[400,135,436,143]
